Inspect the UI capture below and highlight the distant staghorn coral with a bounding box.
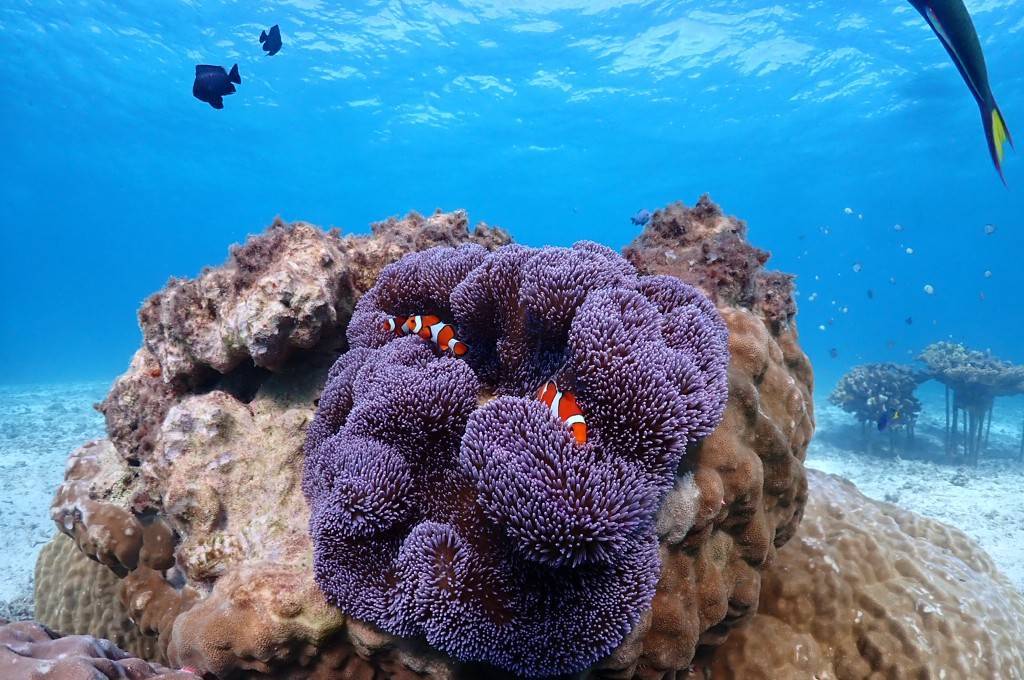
[303,242,730,676]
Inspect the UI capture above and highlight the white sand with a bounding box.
[0,381,107,617]
[808,388,1024,593]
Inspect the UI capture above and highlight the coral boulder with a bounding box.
[38,199,816,678]
[0,619,194,680]
[710,469,1024,679]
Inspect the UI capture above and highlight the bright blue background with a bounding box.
[2,0,1022,390]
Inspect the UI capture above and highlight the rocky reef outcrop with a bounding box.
[710,469,1024,678]
[617,198,815,674]
[34,199,818,678]
[622,197,797,334]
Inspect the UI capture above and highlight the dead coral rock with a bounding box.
[98,348,184,463]
[100,214,509,464]
[34,533,162,663]
[623,196,797,333]
[0,619,193,680]
[710,470,1024,679]
[340,209,511,294]
[150,382,314,583]
[138,220,356,383]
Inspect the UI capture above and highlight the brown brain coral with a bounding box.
[39,200,815,678]
[709,469,1024,679]
[35,532,163,663]
[616,199,813,675]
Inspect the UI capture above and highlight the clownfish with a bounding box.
[537,381,587,445]
[403,315,469,357]
[381,315,409,335]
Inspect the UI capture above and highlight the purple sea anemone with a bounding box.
[304,242,729,676]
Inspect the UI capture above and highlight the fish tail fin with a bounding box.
[260,29,267,43]
[985,102,1012,184]
[228,63,241,85]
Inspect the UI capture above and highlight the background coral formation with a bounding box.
[34,199,818,679]
[829,363,924,453]
[710,469,1024,679]
[303,242,730,675]
[918,341,1024,464]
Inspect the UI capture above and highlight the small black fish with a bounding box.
[260,24,282,56]
[867,289,875,300]
[193,64,240,109]
[630,209,651,227]
[829,348,839,359]
[905,316,913,325]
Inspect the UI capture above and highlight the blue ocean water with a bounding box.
[1,0,1022,393]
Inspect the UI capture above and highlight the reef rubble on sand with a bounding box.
[5,198,1021,679]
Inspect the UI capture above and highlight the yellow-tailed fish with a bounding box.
[909,0,1013,183]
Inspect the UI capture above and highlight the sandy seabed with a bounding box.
[808,386,1024,593]
[0,381,107,619]
[0,380,1021,622]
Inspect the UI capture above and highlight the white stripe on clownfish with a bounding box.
[382,315,409,335]
[536,380,587,445]
[402,314,469,357]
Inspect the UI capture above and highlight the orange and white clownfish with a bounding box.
[537,381,587,445]
[403,315,469,357]
[381,315,409,335]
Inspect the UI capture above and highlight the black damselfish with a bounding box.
[260,24,282,56]
[192,64,241,110]
[908,0,1013,182]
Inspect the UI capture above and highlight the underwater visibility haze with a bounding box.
[2,0,1024,385]
[1,1,1024,678]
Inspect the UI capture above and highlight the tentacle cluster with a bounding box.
[304,242,729,676]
